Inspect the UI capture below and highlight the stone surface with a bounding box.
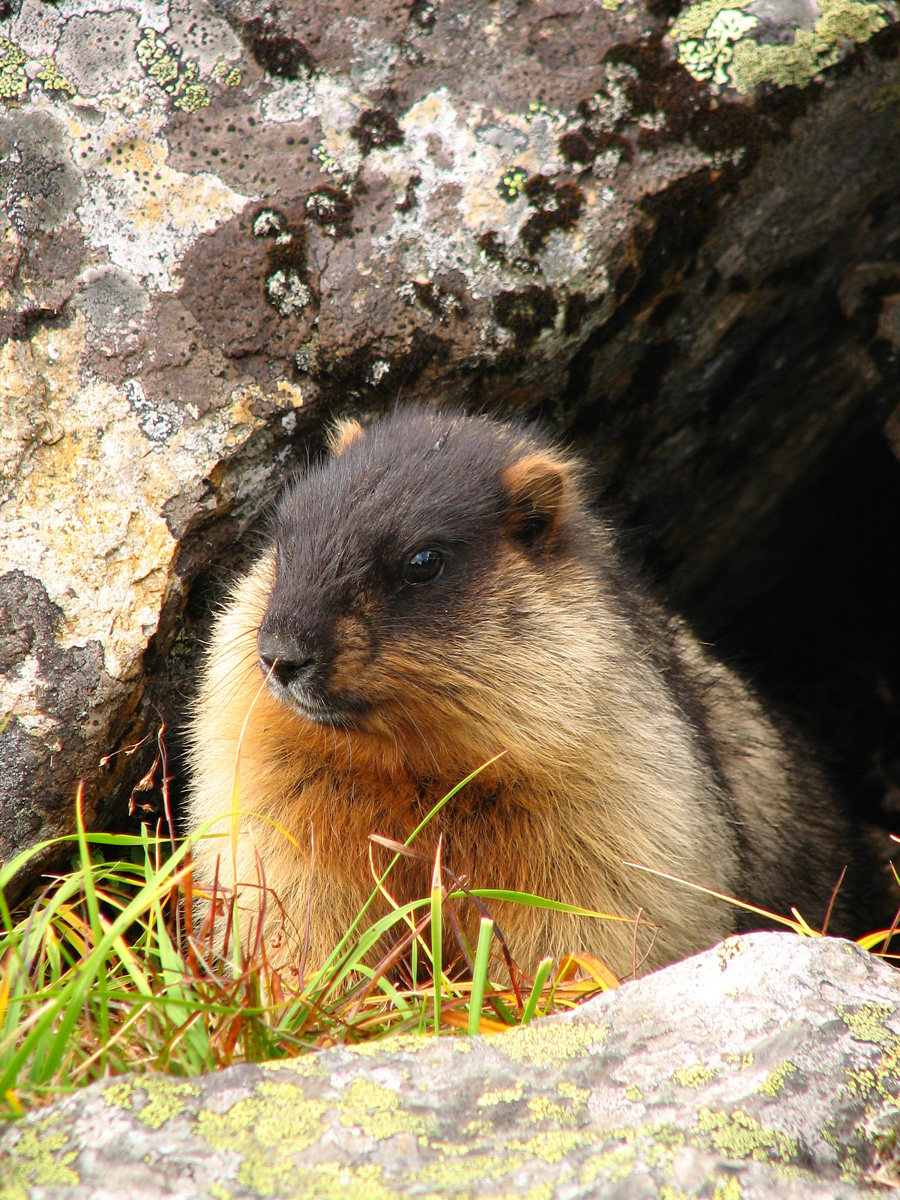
[2,0,900,887]
[4,933,900,1197]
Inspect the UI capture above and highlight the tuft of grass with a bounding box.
[0,758,627,1120]
[7,745,888,1122]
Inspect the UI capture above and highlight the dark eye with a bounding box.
[404,548,444,586]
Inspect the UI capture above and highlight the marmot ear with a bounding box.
[328,418,364,455]
[500,452,571,546]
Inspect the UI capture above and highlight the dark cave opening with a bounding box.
[699,425,900,837]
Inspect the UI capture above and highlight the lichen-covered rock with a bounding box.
[4,933,900,1197]
[2,0,900,884]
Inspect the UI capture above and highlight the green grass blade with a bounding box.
[0,752,637,1112]
[468,918,494,1036]
[148,897,209,1073]
[461,889,636,922]
[430,836,443,1036]
[74,786,109,1063]
[521,957,553,1025]
[110,934,154,999]
[410,934,419,993]
[489,994,517,1026]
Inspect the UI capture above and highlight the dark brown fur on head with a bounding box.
[255,407,591,770]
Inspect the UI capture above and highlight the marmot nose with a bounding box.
[257,632,317,689]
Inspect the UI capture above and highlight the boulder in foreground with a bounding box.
[3,932,900,1198]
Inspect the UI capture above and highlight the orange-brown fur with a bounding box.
[187,408,858,979]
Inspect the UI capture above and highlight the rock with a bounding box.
[2,0,900,886]
[3,933,900,1197]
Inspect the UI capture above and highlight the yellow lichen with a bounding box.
[312,133,360,179]
[844,1028,900,1102]
[136,29,210,112]
[695,1108,797,1164]
[418,1152,525,1187]
[0,36,28,101]
[669,0,889,93]
[671,0,746,41]
[839,1003,894,1044]
[498,166,528,202]
[103,1080,134,1108]
[428,1140,474,1157]
[527,101,553,117]
[259,1054,325,1075]
[500,1021,607,1066]
[732,0,887,90]
[557,1080,590,1113]
[462,1118,493,1137]
[212,60,243,88]
[758,1061,797,1097]
[299,1161,400,1200]
[527,1096,578,1126]
[478,1082,524,1107]
[677,8,759,86]
[338,1078,431,1139]
[137,1078,198,1129]
[136,30,179,87]
[673,1063,715,1088]
[713,1178,744,1200]
[845,1066,879,1099]
[509,1129,596,1163]
[726,1052,754,1069]
[4,1119,79,1188]
[36,60,76,96]
[196,1082,330,1196]
[344,1031,426,1056]
[580,1141,640,1185]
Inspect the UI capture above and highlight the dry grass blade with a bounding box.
[623,861,823,935]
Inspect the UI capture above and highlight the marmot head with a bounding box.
[256,408,609,770]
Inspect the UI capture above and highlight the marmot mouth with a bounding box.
[267,679,363,728]
[290,696,354,727]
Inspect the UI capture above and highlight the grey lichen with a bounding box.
[265,269,313,317]
[253,210,285,237]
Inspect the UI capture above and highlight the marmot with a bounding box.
[187,406,866,978]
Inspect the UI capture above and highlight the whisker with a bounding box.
[343,725,353,773]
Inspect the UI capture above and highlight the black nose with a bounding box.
[256,632,317,689]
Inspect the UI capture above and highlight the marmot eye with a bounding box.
[405,548,444,586]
